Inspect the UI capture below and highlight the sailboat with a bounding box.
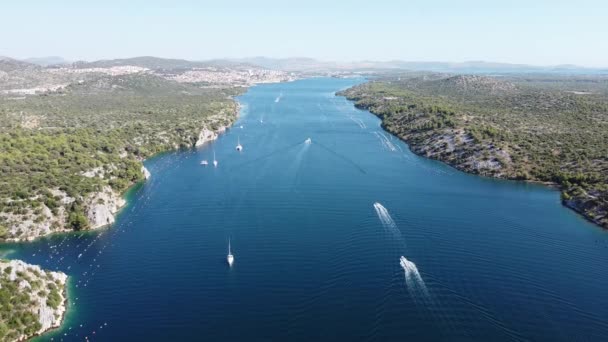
[227,239,234,266]
[236,137,243,151]
[213,150,218,167]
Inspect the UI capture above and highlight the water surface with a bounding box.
[4,78,608,341]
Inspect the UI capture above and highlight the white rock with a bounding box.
[0,259,68,339]
[84,186,126,229]
[141,166,151,180]
[195,127,218,147]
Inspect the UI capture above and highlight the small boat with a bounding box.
[236,137,243,152]
[227,239,234,266]
[305,138,312,144]
[200,160,208,166]
[213,151,218,167]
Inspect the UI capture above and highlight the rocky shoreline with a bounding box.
[0,259,68,341]
[0,100,238,341]
[1,111,236,244]
[341,94,607,230]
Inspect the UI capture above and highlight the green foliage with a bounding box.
[46,287,62,310]
[0,266,48,341]
[67,209,89,231]
[0,226,7,241]
[339,74,608,228]
[0,73,240,237]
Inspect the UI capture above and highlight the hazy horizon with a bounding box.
[2,0,608,68]
[6,55,607,69]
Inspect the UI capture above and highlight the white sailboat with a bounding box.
[236,137,243,151]
[227,239,234,266]
[213,151,218,167]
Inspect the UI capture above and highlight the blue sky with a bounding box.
[2,0,607,67]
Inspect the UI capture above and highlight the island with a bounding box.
[338,73,608,229]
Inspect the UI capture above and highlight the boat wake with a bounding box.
[373,132,396,151]
[400,256,430,298]
[373,202,396,228]
[349,116,366,129]
[275,93,282,103]
[373,202,404,244]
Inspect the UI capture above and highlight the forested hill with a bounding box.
[339,74,608,229]
[0,62,242,241]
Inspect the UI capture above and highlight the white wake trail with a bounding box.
[373,202,396,228]
[373,202,405,244]
[400,256,430,298]
[275,93,282,103]
[378,132,397,151]
[348,116,366,129]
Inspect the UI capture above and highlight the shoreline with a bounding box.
[0,259,69,342]
[1,97,241,245]
[341,95,607,231]
[24,277,70,342]
[0,94,243,341]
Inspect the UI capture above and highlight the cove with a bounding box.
[3,77,608,341]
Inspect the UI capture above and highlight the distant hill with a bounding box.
[73,56,213,71]
[2,55,606,76]
[225,57,607,75]
[402,74,518,96]
[23,56,69,66]
[228,57,338,71]
[373,60,606,74]
[0,56,39,72]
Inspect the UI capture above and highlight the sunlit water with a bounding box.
[3,78,608,341]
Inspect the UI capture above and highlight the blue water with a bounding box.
[3,78,608,341]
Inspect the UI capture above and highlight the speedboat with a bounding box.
[227,239,234,266]
[236,137,243,152]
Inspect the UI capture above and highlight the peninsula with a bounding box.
[339,73,608,228]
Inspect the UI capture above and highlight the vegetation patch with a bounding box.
[339,74,608,228]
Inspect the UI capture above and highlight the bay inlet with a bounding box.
[3,77,608,341]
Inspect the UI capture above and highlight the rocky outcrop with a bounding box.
[1,186,127,242]
[83,186,126,229]
[563,189,608,228]
[0,259,68,341]
[141,166,151,180]
[408,128,513,178]
[195,127,218,147]
[1,190,73,242]
[195,125,227,147]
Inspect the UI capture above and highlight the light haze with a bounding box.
[2,0,607,67]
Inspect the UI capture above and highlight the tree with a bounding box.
[68,211,89,231]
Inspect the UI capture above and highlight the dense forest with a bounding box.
[0,71,240,240]
[339,74,608,228]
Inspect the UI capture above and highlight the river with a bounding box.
[3,77,608,341]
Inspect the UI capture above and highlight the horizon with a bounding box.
[2,0,607,68]
[6,55,607,70]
